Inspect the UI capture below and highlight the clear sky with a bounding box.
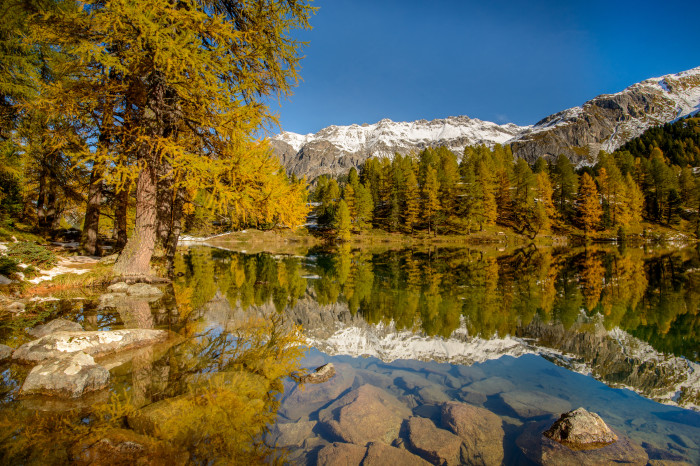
[272,0,700,136]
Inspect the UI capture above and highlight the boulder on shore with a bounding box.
[13,329,171,363]
[543,407,618,450]
[19,351,109,398]
[517,419,648,466]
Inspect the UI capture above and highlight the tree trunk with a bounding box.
[37,167,47,229]
[155,161,174,251]
[115,185,129,250]
[113,158,158,277]
[81,164,103,255]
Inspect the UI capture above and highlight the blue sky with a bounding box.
[272,0,700,135]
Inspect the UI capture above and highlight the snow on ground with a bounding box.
[27,256,99,284]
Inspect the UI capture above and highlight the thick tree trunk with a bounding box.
[113,159,158,276]
[155,161,174,251]
[115,185,129,250]
[45,180,59,232]
[81,165,103,255]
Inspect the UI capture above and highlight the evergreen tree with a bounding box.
[403,168,420,234]
[577,172,602,234]
[334,199,351,241]
[423,165,440,235]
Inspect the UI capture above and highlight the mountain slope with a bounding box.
[271,66,700,178]
[271,116,527,179]
[510,66,700,163]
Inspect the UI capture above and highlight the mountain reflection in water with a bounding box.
[1,244,699,464]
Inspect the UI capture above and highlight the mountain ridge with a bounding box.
[271,66,700,178]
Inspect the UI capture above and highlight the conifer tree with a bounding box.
[404,169,420,234]
[577,172,602,234]
[30,0,314,277]
[423,165,440,235]
[334,199,351,241]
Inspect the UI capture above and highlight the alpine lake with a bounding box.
[1,242,699,465]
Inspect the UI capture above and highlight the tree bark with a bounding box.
[81,164,103,255]
[113,158,158,276]
[115,184,129,250]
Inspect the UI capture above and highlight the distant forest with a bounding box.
[311,117,700,239]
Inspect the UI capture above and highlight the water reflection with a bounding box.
[0,244,699,464]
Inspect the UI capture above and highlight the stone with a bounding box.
[7,301,25,313]
[70,428,187,466]
[300,363,335,384]
[98,254,119,265]
[318,384,411,445]
[458,387,487,405]
[268,420,316,447]
[416,385,451,404]
[13,329,171,363]
[363,442,431,466]
[406,416,463,465]
[517,420,648,466]
[466,376,515,395]
[19,352,109,398]
[353,369,394,389]
[0,274,12,285]
[543,408,617,450]
[126,283,163,297]
[27,318,84,339]
[441,401,505,466]
[281,363,355,421]
[0,344,13,361]
[394,371,435,391]
[316,442,366,466]
[500,390,571,418]
[107,282,130,293]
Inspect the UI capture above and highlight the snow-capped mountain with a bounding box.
[510,66,700,163]
[271,66,700,178]
[270,116,528,180]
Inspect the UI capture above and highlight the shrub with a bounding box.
[6,242,58,269]
[0,256,20,277]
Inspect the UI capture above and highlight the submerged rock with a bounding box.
[363,442,431,466]
[19,351,109,398]
[406,416,463,465]
[500,390,571,419]
[27,318,84,339]
[268,420,317,447]
[13,329,171,363]
[316,442,366,466]
[517,420,648,466]
[441,401,505,466]
[543,408,618,450]
[318,384,411,445]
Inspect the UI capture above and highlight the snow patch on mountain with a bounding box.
[274,116,529,157]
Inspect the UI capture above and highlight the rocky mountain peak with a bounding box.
[271,66,700,178]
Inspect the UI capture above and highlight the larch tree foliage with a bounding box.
[577,172,602,235]
[30,0,313,277]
